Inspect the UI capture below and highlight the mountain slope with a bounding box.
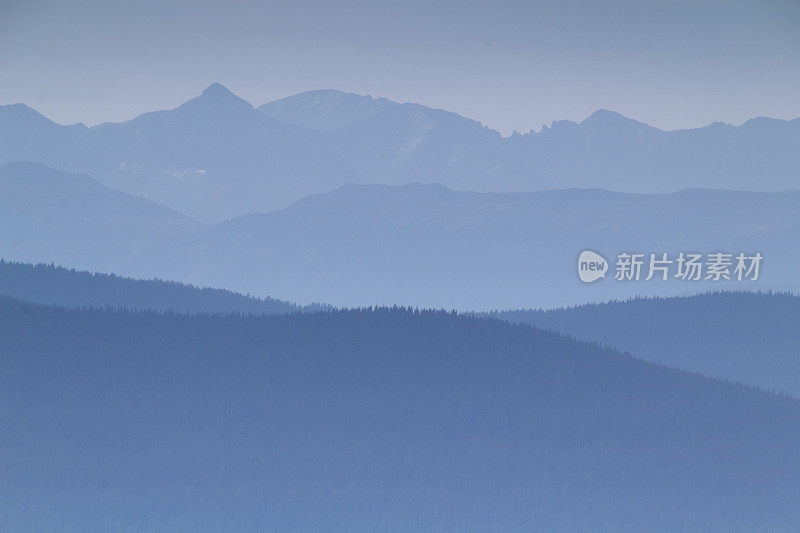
[0,260,327,314]
[1,298,800,530]
[318,101,504,190]
[492,291,800,397]
[258,89,398,131]
[0,161,197,270]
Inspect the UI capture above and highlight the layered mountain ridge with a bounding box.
[3,161,798,309]
[2,84,797,222]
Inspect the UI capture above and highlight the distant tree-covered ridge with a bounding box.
[0,259,330,314]
[1,296,800,531]
[490,291,800,396]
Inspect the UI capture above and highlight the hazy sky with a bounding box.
[1,0,798,134]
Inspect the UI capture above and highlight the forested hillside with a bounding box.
[493,291,800,396]
[1,297,799,531]
[0,260,325,314]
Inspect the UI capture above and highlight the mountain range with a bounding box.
[3,161,798,309]
[1,84,798,222]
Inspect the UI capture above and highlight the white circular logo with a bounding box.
[578,250,608,283]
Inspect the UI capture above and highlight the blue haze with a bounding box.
[2,161,798,310]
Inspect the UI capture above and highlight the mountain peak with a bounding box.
[175,82,254,113]
[201,82,235,99]
[0,103,57,125]
[585,108,628,122]
[581,109,654,130]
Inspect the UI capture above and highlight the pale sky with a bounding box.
[1,0,798,134]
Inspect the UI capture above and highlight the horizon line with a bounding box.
[2,83,798,136]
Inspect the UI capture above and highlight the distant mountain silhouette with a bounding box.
[492,291,800,396]
[0,161,196,271]
[142,183,800,309]
[0,260,327,315]
[2,165,798,309]
[2,298,800,530]
[1,84,798,221]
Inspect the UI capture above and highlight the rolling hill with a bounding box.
[492,291,800,397]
